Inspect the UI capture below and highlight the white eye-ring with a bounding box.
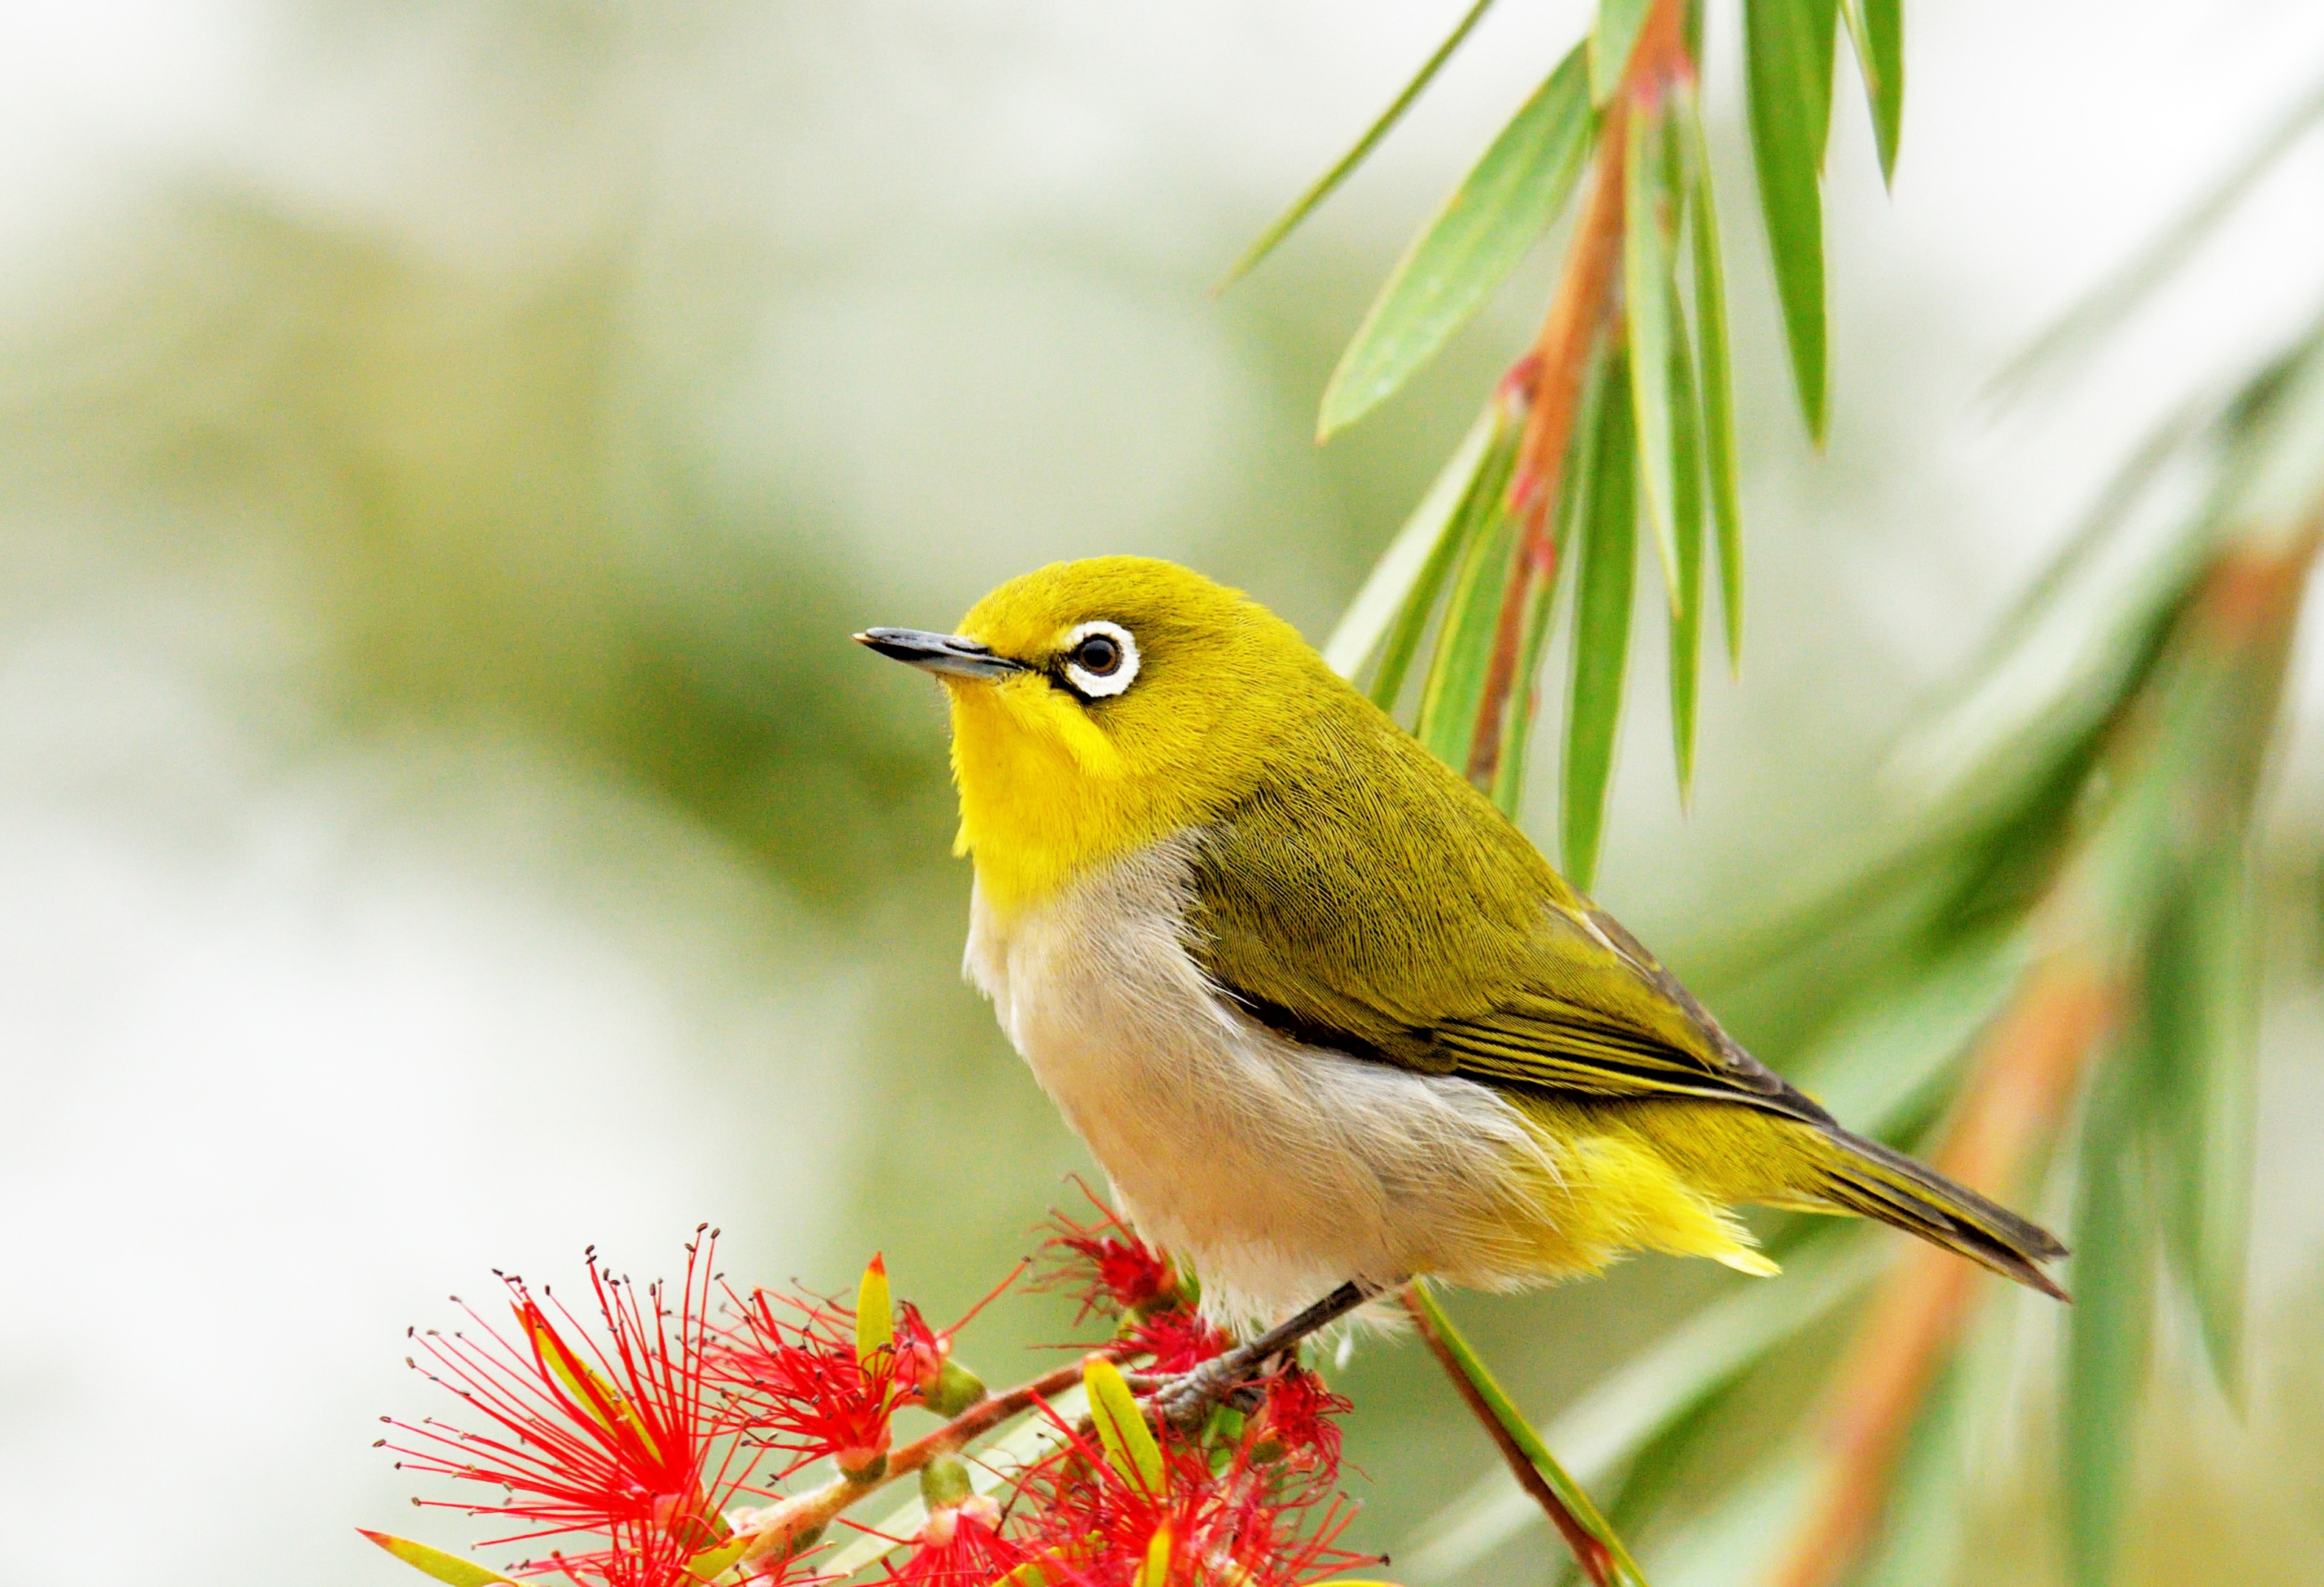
[1062,620,1139,699]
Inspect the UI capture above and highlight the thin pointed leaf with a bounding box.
[1402,1230,1881,1580]
[1217,0,1500,289]
[855,1253,894,1367]
[2142,846,2257,1398]
[1666,276,1706,800]
[1320,44,1594,437]
[1490,539,1563,818]
[1416,468,1521,766]
[2063,1057,2154,1587]
[359,1532,519,1587]
[1408,1283,1650,1586]
[1625,96,1685,601]
[1841,0,1904,187]
[1677,96,1744,670]
[1375,414,1521,710]
[1084,1356,1165,1495]
[1325,404,1497,680]
[1591,0,1655,104]
[516,1305,655,1456]
[1491,356,1608,814]
[1744,0,1837,440]
[1564,350,1637,891]
[1848,1350,1976,1587]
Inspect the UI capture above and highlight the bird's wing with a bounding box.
[1179,709,1826,1123]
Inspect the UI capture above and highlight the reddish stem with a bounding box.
[1402,1286,1615,1587]
[1466,0,1693,789]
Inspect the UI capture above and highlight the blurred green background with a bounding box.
[0,4,2318,1585]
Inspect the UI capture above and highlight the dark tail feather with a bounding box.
[1816,1125,2072,1301]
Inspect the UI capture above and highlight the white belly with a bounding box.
[964,836,1550,1325]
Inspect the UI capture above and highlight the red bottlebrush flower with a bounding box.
[1254,1368,1350,1475]
[710,1286,909,1478]
[1123,1308,1229,1375]
[508,1519,818,1587]
[881,1494,1024,1586]
[381,1229,763,1565]
[1009,1403,1366,1587]
[1040,1188,1181,1322]
[713,1259,1019,1475]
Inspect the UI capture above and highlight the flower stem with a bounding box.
[1402,1283,1636,1587]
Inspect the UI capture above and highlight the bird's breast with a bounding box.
[963,834,1554,1324]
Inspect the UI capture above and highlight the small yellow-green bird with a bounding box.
[858,557,2066,1334]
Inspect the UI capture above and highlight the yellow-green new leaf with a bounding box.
[1320,44,1593,438]
[855,1253,894,1367]
[1744,0,1838,441]
[683,1538,752,1583]
[1083,1356,1165,1495]
[359,1531,519,1587]
[1218,0,1499,289]
[516,1306,653,1456]
[1137,1523,1173,1587]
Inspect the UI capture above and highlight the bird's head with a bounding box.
[857,556,1327,913]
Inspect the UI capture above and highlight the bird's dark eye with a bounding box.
[1072,634,1122,676]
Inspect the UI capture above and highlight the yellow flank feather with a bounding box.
[868,555,2068,1313]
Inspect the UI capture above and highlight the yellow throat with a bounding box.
[933,558,1334,917]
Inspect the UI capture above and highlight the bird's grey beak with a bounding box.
[853,627,1029,680]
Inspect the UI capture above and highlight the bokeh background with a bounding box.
[1,3,2320,1585]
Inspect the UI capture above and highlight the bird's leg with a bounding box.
[1149,1278,1384,1430]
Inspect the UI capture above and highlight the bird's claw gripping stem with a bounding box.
[1147,1279,1383,1430]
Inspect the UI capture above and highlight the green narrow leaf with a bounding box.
[1666,275,1706,802]
[1326,404,1498,681]
[1217,0,1500,289]
[2141,846,2257,1397]
[1591,0,1654,103]
[1490,356,1608,815]
[1409,1284,1649,1586]
[359,1532,519,1587]
[2063,1057,2155,1587]
[1490,538,1563,818]
[1744,0,1838,440]
[1625,96,1685,603]
[1849,1347,1978,1587]
[1415,463,1521,766]
[1320,44,1594,438]
[1563,349,1638,892]
[1374,410,1522,713]
[855,1253,894,1367]
[1677,95,1744,671]
[1400,1228,1882,1581]
[1084,1356,1165,1495]
[1842,0,1904,186]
